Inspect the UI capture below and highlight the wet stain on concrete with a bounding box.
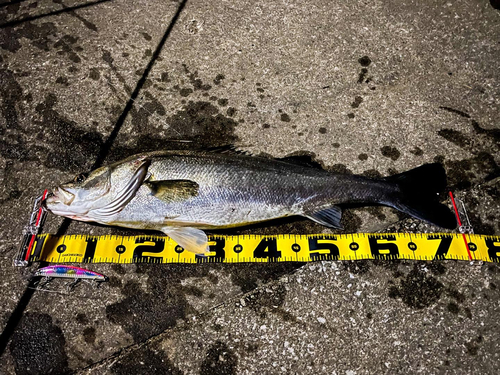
[54,35,83,63]
[1,70,104,173]
[410,146,423,156]
[200,341,238,375]
[111,345,182,375]
[343,260,370,275]
[280,113,291,122]
[437,129,470,149]
[358,153,368,161]
[358,68,368,84]
[445,152,500,190]
[439,106,471,118]
[380,146,401,161]
[106,264,211,342]
[244,284,287,312]
[82,326,96,344]
[35,93,104,171]
[213,74,225,85]
[351,96,363,108]
[388,265,443,309]
[0,21,58,53]
[9,313,69,375]
[464,337,482,356]
[447,302,459,314]
[226,262,303,294]
[358,56,372,67]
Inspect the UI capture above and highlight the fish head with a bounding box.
[45,155,151,222]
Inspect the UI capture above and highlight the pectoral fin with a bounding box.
[145,180,199,202]
[304,206,343,229]
[162,227,209,254]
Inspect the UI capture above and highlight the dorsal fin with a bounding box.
[203,144,252,156]
[279,154,324,169]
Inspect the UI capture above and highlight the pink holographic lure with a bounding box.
[34,265,107,282]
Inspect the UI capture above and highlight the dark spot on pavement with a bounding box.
[35,93,104,171]
[111,345,182,375]
[280,113,291,122]
[351,96,363,108]
[318,127,327,134]
[141,32,152,41]
[160,72,170,82]
[111,264,127,275]
[428,262,446,276]
[447,302,460,314]
[388,265,443,309]
[445,152,500,190]
[410,146,423,156]
[214,74,225,85]
[76,313,88,325]
[179,87,193,97]
[89,68,100,80]
[328,164,352,174]
[218,98,228,106]
[361,169,383,179]
[262,123,270,128]
[438,129,470,149]
[0,21,58,53]
[358,56,372,67]
[365,206,386,221]
[226,107,237,117]
[439,106,471,118]
[343,260,370,275]
[381,146,401,161]
[358,153,368,161]
[159,101,238,147]
[341,210,362,232]
[244,284,287,312]
[446,288,466,303]
[55,76,68,85]
[83,327,96,344]
[200,341,238,375]
[54,35,82,63]
[358,68,368,83]
[465,341,479,356]
[347,113,355,118]
[106,264,211,342]
[227,262,303,293]
[471,120,500,144]
[9,313,69,375]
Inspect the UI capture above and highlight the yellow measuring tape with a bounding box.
[28,233,499,264]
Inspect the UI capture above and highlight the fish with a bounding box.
[34,265,108,282]
[44,149,457,254]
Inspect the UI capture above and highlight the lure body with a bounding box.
[34,265,107,281]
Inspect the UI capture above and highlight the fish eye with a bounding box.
[74,173,88,183]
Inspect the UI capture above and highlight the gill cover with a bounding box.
[91,158,151,220]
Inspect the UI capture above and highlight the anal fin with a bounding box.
[162,227,209,254]
[304,206,343,229]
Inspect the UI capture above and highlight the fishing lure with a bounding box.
[32,265,108,294]
[34,265,108,281]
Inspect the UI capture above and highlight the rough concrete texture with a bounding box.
[0,0,499,374]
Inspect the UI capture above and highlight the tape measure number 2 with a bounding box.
[28,233,500,264]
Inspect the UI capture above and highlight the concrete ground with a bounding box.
[1,0,499,374]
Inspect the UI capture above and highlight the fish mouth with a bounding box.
[46,187,75,205]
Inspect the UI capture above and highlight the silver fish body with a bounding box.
[45,150,456,253]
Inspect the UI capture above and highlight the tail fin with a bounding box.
[385,163,457,229]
